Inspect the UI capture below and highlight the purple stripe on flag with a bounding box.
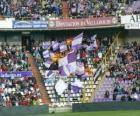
[59,66,65,76]
[72,44,82,50]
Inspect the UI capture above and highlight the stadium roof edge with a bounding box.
[0,24,123,32]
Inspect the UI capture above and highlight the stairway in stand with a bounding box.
[27,53,50,105]
[62,0,69,18]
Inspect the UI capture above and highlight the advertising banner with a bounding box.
[13,21,48,29]
[49,17,117,29]
[0,18,13,28]
[121,14,140,24]
[121,14,140,29]
[0,71,32,78]
[125,23,140,29]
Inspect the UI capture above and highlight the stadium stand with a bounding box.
[0,45,30,72]
[0,76,41,107]
[0,0,140,115]
[94,41,140,102]
[0,44,42,107]
[31,33,114,106]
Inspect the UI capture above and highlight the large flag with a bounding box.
[58,50,76,67]
[55,79,68,95]
[72,33,83,49]
[58,50,77,76]
[59,61,77,76]
[59,65,70,76]
[43,50,50,58]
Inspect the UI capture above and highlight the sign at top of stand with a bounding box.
[48,17,117,29]
[121,14,140,24]
[121,14,140,29]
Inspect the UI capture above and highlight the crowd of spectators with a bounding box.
[0,0,140,20]
[0,76,41,107]
[0,44,41,107]
[0,45,30,72]
[108,41,140,101]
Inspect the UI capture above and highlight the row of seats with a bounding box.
[94,41,140,102]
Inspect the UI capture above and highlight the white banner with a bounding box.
[0,18,13,28]
[121,14,140,24]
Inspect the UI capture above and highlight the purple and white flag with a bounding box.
[71,79,83,93]
[71,79,83,88]
[59,42,67,52]
[59,61,77,76]
[59,65,70,76]
[44,60,52,68]
[46,70,55,78]
[52,42,59,51]
[58,50,76,67]
[43,50,50,58]
[72,33,83,49]
[42,41,51,49]
[71,85,81,93]
[68,62,77,74]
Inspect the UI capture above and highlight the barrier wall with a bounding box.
[72,102,140,112]
[0,105,49,116]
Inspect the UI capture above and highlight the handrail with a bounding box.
[87,32,122,103]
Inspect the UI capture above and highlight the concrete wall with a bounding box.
[0,105,49,116]
[72,102,140,112]
[125,30,140,43]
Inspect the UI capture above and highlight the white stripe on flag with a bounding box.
[59,56,68,67]
[63,65,70,76]
[72,33,83,49]
[68,62,77,74]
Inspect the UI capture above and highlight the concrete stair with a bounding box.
[27,53,51,105]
